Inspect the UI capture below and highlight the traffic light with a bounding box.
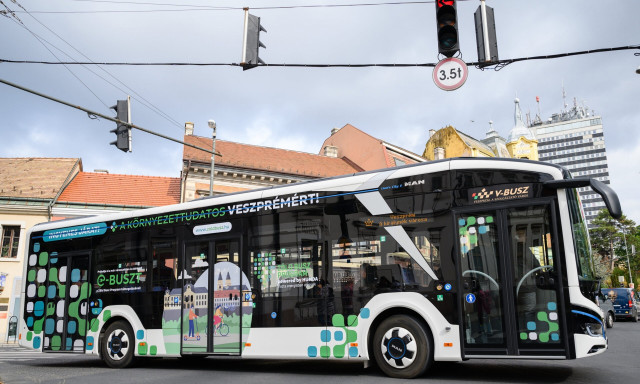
[435,0,459,58]
[241,9,266,70]
[110,97,131,152]
[474,3,499,64]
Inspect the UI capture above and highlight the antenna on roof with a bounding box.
[562,81,567,110]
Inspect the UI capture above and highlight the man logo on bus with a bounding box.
[472,189,494,201]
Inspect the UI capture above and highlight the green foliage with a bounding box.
[589,209,639,287]
[610,268,627,288]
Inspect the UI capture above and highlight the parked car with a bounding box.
[601,288,639,322]
[594,291,616,328]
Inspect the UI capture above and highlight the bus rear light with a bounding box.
[19,333,21,340]
[444,343,453,347]
[245,343,252,347]
[350,343,358,347]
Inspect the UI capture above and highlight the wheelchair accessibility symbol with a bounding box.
[466,293,476,304]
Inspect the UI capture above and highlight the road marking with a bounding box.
[0,347,90,362]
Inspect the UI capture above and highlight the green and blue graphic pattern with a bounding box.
[308,308,370,358]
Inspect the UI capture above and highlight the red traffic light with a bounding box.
[437,0,454,8]
[435,0,459,57]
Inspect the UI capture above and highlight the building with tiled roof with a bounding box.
[181,123,425,202]
[54,172,181,217]
[319,124,426,169]
[0,157,81,342]
[0,157,81,206]
[181,124,366,201]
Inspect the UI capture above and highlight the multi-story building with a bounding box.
[532,100,610,227]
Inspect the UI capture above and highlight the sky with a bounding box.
[1,0,639,224]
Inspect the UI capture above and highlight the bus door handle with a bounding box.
[464,279,479,291]
[536,274,555,289]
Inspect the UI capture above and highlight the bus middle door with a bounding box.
[181,238,243,355]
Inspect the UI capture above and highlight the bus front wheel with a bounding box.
[372,315,433,379]
[101,320,136,368]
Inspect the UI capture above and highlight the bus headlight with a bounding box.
[572,309,604,337]
[583,322,603,337]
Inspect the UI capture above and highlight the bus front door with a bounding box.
[42,253,90,353]
[456,204,567,357]
[181,238,243,355]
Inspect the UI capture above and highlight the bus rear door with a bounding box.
[42,252,91,353]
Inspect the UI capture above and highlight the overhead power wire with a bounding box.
[5,17,110,109]
[2,45,639,70]
[13,0,468,14]
[6,0,184,129]
[0,77,221,157]
[23,14,183,129]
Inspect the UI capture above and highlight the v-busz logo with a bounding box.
[472,188,494,201]
[469,184,532,204]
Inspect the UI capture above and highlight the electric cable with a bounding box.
[2,45,638,71]
[4,0,184,129]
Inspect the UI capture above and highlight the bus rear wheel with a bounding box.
[372,315,433,379]
[101,321,135,368]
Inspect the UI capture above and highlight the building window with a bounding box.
[394,158,406,166]
[1,225,21,259]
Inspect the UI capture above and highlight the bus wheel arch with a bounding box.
[368,308,434,379]
[99,317,136,368]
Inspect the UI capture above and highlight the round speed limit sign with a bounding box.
[432,57,468,91]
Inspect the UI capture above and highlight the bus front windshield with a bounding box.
[567,188,596,281]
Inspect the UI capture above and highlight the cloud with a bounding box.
[1,0,639,223]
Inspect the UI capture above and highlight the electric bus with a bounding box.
[19,158,621,378]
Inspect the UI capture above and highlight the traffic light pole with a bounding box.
[0,77,221,157]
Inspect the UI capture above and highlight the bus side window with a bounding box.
[151,238,177,292]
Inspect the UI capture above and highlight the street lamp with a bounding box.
[208,119,217,196]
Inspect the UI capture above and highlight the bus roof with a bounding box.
[30,157,565,233]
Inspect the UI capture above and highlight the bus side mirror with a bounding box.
[544,178,622,219]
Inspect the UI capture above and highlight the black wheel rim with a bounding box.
[107,329,130,361]
[379,327,417,369]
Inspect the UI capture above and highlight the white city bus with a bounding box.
[19,158,621,378]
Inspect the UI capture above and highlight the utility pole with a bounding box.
[610,237,615,272]
[208,120,217,196]
[623,229,633,287]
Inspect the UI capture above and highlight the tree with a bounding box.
[589,209,639,286]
